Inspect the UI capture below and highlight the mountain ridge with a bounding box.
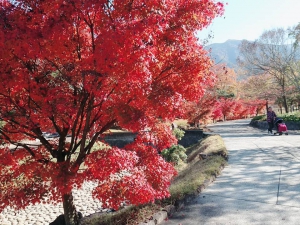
[205,39,244,68]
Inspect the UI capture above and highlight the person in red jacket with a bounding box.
[267,107,277,134]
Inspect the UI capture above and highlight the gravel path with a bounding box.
[0,181,103,225]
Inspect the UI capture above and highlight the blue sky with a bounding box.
[197,0,300,44]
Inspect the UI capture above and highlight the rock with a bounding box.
[153,211,168,224]
[162,205,175,217]
[0,219,11,225]
[138,220,156,225]
[35,222,44,225]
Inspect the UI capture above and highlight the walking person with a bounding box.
[267,107,277,134]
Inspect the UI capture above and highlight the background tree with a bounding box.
[185,92,217,126]
[217,97,236,121]
[185,63,238,125]
[286,23,300,92]
[239,73,279,111]
[231,99,260,119]
[238,27,300,113]
[212,63,238,98]
[0,0,224,224]
[212,101,223,122]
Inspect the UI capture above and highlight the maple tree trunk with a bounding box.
[63,192,80,225]
[57,151,80,225]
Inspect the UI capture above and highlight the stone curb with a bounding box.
[138,163,226,225]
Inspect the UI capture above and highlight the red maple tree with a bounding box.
[216,97,236,121]
[212,100,223,122]
[0,0,224,224]
[185,92,218,125]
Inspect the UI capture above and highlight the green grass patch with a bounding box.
[186,135,227,163]
[167,134,227,202]
[169,156,226,201]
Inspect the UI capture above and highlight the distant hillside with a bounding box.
[205,39,243,68]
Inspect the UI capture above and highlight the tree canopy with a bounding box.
[238,27,300,113]
[0,0,224,224]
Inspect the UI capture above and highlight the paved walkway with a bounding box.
[163,119,300,225]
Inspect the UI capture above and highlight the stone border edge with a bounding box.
[138,161,227,225]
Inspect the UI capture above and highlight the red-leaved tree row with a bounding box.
[186,95,265,125]
[185,63,266,125]
[214,98,265,121]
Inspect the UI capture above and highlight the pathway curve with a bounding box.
[163,119,300,225]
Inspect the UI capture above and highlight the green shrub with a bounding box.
[172,127,185,140]
[252,112,300,122]
[161,145,187,165]
[251,115,266,121]
[281,114,300,122]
